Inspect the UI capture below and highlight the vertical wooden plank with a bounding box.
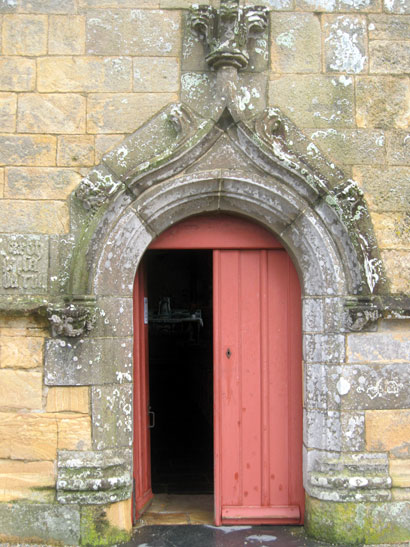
[133,263,153,519]
[213,250,222,525]
[240,251,262,507]
[260,250,270,507]
[218,251,242,508]
[267,250,290,507]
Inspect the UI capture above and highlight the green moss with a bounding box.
[81,506,131,546]
[305,495,410,545]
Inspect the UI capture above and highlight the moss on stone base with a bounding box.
[81,506,131,546]
[305,495,410,545]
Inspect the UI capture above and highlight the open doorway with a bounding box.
[145,250,214,496]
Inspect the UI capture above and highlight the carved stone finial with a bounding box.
[48,301,97,337]
[190,0,268,71]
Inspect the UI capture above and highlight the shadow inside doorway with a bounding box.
[146,250,214,497]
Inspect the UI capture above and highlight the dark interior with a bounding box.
[145,250,214,494]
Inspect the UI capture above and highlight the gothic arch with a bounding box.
[46,104,390,516]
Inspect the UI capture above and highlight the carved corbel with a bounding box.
[343,297,381,332]
[48,299,97,337]
[190,0,268,71]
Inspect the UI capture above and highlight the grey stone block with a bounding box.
[45,337,133,386]
[328,363,410,410]
[304,333,346,364]
[341,411,365,452]
[0,503,80,545]
[347,331,410,363]
[0,234,48,294]
[304,408,341,451]
[93,297,133,338]
[305,364,328,410]
[92,384,133,450]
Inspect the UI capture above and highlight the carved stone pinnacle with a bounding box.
[190,0,268,71]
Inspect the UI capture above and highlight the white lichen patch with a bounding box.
[337,376,351,395]
[276,30,295,49]
[325,17,367,74]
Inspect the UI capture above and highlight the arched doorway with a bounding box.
[133,214,304,525]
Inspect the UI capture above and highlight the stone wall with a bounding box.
[0,0,409,544]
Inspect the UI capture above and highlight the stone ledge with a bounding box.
[57,449,132,505]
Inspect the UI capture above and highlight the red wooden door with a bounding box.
[132,264,153,520]
[133,214,303,525]
[213,248,303,525]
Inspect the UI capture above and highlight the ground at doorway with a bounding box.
[137,494,214,525]
[126,524,340,546]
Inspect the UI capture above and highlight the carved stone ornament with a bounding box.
[168,103,194,135]
[48,301,97,337]
[190,0,268,70]
[344,297,382,331]
[75,169,123,212]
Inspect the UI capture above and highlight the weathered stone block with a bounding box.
[0,370,42,409]
[341,411,365,451]
[270,13,321,73]
[303,297,344,333]
[304,333,345,363]
[19,0,76,12]
[307,129,385,165]
[0,135,56,166]
[366,409,410,452]
[5,167,81,199]
[0,93,16,132]
[93,298,133,338]
[91,385,132,450]
[0,503,80,545]
[0,169,4,197]
[383,0,410,13]
[105,499,132,534]
[348,331,410,363]
[87,93,176,134]
[0,335,43,368]
[81,504,131,544]
[48,16,85,55]
[381,250,410,293]
[356,76,410,129]
[47,386,90,413]
[81,0,157,5]
[17,93,86,134]
[0,234,48,293]
[2,14,47,55]
[370,41,410,74]
[304,409,341,451]
[306,497,410,544]
[305,364,328,410]
[372,212,410,249]
[324,16,368,74]
[353,166,409,211]
[45,337,133,386]
[386,130,410,165]
[0,460,55,502]
[94,210,153,296]
[331,364,410,410]
[86,9,181,56]
[0,413,57,460]
[133,57,179,93]
[57,414,92,451]
[368,14,410,39]
[57,135,94,167]
[37,57,132,93]
[0,0,17,12]
[0,58,35,91]
[390,460,410,488]
[269,74,354,128]
[0,201,68,234]
[95,135,125,164]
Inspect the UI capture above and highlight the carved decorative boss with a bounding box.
[190,0,268,70]
[48,300,97,337]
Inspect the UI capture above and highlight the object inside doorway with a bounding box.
[145,250,214,495]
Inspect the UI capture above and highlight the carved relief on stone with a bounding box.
[344,297,381,331]
[75,168,123,212]
[168,103,194,136]
[190,0,268,71]
[48,301,97,338]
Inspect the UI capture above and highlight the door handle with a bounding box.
[148,407,155,429]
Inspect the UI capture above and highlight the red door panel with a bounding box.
[213,248,304,525]
[133,214,303,526]
[132,263,153,520]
